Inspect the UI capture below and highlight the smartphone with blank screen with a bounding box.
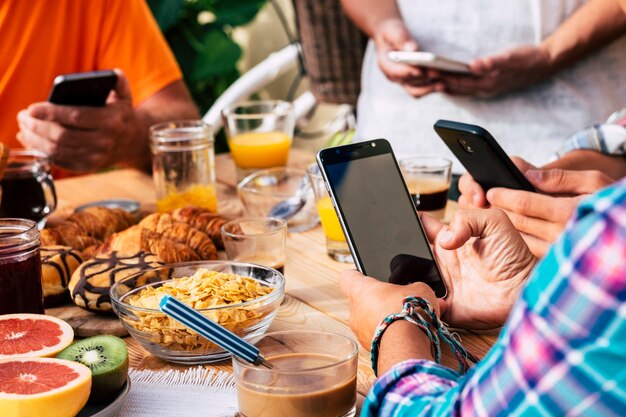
[434,119,536,192]
[316,139,447,298]
[48,70,117,106]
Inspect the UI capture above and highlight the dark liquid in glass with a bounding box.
[410,189,449,211]
[0,174,50,222]
[0,247,45,314]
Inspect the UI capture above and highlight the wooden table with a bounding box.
[52,149,497,409]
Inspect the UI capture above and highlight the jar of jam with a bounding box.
[0,218,44,314]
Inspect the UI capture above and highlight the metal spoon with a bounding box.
[267,176,311,221]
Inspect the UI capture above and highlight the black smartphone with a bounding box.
[317,139,447,298]
[434,119,535,192]
[48,70,118,106]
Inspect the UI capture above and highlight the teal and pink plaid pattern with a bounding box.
[362,180,626,416]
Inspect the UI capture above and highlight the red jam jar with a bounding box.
[0,219,44,314]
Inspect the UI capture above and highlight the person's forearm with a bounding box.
[544,150,626,180]
[542,0,626,73]
[340,0,402,38]
[377,321,435,376]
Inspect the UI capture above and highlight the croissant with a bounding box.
[41,206,136,251]
[171,206,228,249]
[139,213,217,260]
[68,207,135,240]
[98,225,200,263]
[40,222,101,251]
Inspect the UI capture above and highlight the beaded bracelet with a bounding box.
[370,296,479,376]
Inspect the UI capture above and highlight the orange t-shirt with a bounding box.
[0,0,182,149]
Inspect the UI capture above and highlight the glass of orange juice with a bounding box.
[150,120,217,213]
[306,164,353,263]
[222,101,295,181]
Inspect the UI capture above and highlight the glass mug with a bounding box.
[150,120,217,213]
[0,150,57,228]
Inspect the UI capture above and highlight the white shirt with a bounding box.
[355,0,626,172]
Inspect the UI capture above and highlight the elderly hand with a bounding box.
[440,44,553,98]
[372,19,444,98]
[486,168,614,257]
[423,209,536,329]
[458,156,535,209]
[17,69,143,172]
[339,271,440,349]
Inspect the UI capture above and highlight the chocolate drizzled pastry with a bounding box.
[69,251,165,313]
[41,246,83,307]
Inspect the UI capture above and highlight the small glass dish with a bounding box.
[110,261,285,364]
[237,168,319,232]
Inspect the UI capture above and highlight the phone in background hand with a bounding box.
[48,70,117,106]
[434,120,536,192]
[387,51,471,74]
[317,139,447,298]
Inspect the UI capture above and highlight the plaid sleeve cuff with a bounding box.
[552,124,626,160]
[362,359,461,417]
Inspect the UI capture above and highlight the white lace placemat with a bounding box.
[119,367,238,417]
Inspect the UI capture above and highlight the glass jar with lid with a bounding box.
[0,218,44,314]
[150,120,217,213]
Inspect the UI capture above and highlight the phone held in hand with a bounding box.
[48,70,117,106]
[316,139,447,298]
[387,51,471,74]
[434,119,536,192]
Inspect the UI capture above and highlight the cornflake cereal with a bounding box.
[125,268,275,352]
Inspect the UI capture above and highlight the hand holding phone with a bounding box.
[387,51,471,74]
[317,139,447,298]
[48,70,117,106]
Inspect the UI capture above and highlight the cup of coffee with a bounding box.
[221,217,287,275]
[233,330,358,417]
[398,157,452,221]
[0,150,57,227]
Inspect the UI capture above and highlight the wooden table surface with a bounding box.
[52,148,497,409]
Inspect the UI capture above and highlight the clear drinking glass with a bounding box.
[399,157,452,221]
[222,101,295,181]
[221,217,288,275]
[150,120,217,213]
[0,150,57,228]
[233,330,358,417]
[306,164,352,263]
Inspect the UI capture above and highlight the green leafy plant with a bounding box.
[148,0,267,151]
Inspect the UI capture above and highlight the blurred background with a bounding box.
[147,0,356,154]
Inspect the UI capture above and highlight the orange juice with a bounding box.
[156,183,218,213]
[316,196,346,242]
[228,132,292,169]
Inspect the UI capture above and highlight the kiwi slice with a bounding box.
[57,335,128,404]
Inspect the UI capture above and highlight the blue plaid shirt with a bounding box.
[363,179,626,416]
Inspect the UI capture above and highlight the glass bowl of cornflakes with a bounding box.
[110,260,285,364]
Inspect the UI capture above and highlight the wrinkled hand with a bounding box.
[441,44,553,98]
[17,69,141,172]
[423,209,536,329]
[339,271,440,349]
[458,156,535,209]
[486,168,614,257]
[372,19,444,97]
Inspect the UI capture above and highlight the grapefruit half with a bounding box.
[0,314,74,359]
[0,357,92,417]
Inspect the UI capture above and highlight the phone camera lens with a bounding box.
[458,138,474,154]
